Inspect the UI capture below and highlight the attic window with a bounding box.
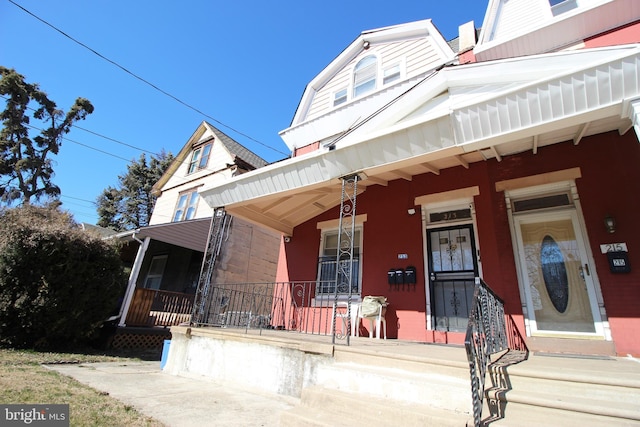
[333,88,347,107]
[383,63,401,85]
[353,55,377,98]
[188,142,212,174]
[549,0,578,16]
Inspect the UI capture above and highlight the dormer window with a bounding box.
[353,55,377,98]
[549,0,578,16]
[333,88,348,107]
[188,142,212,174]
[383,63,401,85]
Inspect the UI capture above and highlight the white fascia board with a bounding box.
[452,45,640,148]
[280,74,434,151]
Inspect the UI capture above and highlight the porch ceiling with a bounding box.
[201,46,640,236]
[136,218,211,252]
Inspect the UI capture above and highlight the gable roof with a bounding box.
[152,121,268,195]
[286,19,456,136]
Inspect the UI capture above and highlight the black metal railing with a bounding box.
[464,278,508,427]
[191,281,358,342]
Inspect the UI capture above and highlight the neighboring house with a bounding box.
[115,121,280,330]
[199,0,640,356]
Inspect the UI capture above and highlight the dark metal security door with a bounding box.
[427,224,478,332]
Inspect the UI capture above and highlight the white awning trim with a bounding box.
[452,47,640,149]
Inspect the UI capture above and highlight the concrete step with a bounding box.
[280,386,471,427]
[482,399,640,427]
[480,351,640,425]
[314,360,471,414]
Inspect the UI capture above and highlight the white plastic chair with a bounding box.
[357,296,387,339]
[332,301,360,337]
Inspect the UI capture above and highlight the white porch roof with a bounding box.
[200,45,640,236]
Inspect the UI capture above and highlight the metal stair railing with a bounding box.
[464,277,508,427]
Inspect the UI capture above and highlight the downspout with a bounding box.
[117,233,151,327]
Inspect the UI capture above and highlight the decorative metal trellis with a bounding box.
[191,208,230,325]
[331,173,360,345]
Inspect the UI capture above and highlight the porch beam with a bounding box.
[455,155,469,169]
[573,122,590,145]
[419,162,440,175]
[364,175,388,186]
[490,146,502,162]
[391,170,413,181]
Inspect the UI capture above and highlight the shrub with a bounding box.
[0,205,126,349]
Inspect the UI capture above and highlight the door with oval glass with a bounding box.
[427,224,478,332]
[514,210,601,335]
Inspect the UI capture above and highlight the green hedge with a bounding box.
[0,206,126,349]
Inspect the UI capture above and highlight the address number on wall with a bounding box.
[600,243,628,254]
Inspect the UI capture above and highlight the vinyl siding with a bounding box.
[305,37,447,122]
[489,0,550,42]
[149,141,236,225]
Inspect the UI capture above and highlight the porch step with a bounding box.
[279,386,471,427]
[482,352,640,425]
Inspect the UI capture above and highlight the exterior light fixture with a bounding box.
[363,40,370,49]
[604,215,616,234]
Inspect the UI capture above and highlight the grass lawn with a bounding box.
[0,349,164,426]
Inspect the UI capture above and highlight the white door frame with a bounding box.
[505,181,610,340]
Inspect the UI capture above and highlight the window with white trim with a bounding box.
[173,190,199,222]
[188,142,212,174]
[143,255,167,290]
[333,88,348,107]
[317,228,362,294]
[383,63,401,85]
[353,55,377,98]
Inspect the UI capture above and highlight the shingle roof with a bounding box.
[205,121,268,170]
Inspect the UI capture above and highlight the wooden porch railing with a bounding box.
[125,288,194,327]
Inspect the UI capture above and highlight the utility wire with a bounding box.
[8,0,289,157]
[23,124,132,162]
[0,95,159,157]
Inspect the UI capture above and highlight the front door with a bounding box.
[427,225,479,332]
[514,210,602,335]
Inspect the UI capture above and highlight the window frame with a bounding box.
[172,189,199,222]
[143,255,168,290]
[353,55,378,98]
[187,142,212,174]
[316,227,363,296]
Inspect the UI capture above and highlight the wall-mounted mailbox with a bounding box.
[404,266,416,284]
[607,251,630,273]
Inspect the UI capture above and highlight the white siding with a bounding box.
[489,0,551,42]
[305,37,447,122]
[149,135,237,226]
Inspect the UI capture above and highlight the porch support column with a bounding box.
[117,235,151,327]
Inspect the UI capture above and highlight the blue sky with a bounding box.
[1,0,488,225]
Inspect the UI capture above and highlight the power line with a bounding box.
[23,123,132,162]
[0,94,160,157]
[8,0,289,157]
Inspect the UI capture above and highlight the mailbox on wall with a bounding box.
[607,251,631,273]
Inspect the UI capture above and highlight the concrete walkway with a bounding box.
[46,361,299,427]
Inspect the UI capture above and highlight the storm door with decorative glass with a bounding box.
[514,210,601,334]
[427,224,478,332]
